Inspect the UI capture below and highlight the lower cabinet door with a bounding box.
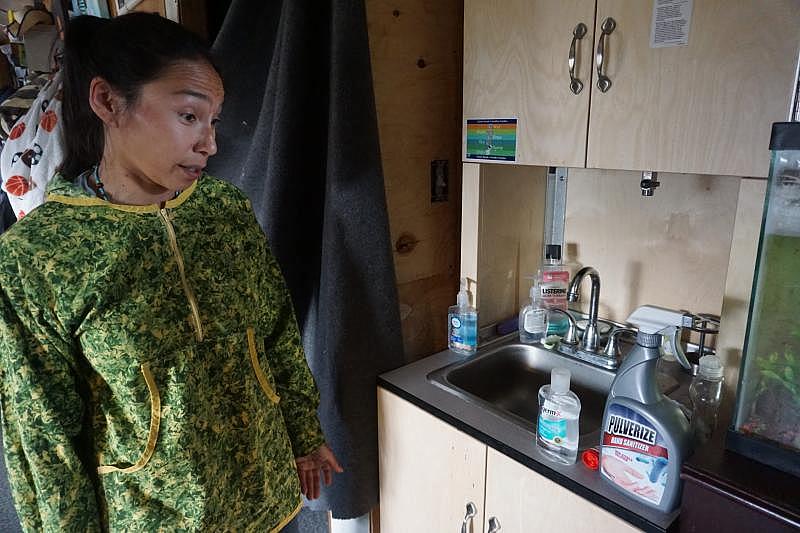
[483,447,641,532]
[378,388,488,533]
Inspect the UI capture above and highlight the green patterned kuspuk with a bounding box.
[0,174,325,532]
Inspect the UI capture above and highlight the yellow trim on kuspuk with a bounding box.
[47,178,199,213]
[270,498,304,533]
[158,208,204,342]
[98,364,161,475]
[247,327,281,404]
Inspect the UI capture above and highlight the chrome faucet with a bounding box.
[567,266,601,352]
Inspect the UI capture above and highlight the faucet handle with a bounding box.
[548,309,579,345]
[603,327,637,358]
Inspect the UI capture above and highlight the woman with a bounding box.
[0,13,341,532]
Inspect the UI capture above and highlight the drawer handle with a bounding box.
[596,17,616,93]
[487,516,502,533]
[568,22,588,95]
[460,502,477,533]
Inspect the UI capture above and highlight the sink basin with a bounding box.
[427,341,616,439]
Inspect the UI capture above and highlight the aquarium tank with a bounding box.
[727,122,800,478]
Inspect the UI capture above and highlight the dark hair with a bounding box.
[59,13,220,180]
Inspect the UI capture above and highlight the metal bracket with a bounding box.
[544,167,569,255]
[640,171,660,196]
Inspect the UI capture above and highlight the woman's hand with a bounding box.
[295,443,344,500]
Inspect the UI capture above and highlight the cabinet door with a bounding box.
[377,388,487,533]
[586,0,800,177]
[484,448,641,532]
[463,0,596,167]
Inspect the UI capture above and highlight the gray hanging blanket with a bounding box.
[208,0,405,519]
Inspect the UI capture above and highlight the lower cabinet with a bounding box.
[484,448,639,532]
[377,387,486,533]
[378,387,640,532]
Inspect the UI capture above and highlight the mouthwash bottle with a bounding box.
[537,367,581,464]
[448,278,478,355]
[540,244,570,335]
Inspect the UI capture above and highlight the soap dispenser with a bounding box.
[519,276,547,344]
[600,305,694,513]
[448,278,478,355]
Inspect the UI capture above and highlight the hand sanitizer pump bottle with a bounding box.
[519,276,547,344]
[600,305,694,513]
[448,278,478,355]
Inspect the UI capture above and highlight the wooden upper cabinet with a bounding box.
[587,0,800,177]
[463,0,596,167]
[463,0,800,177]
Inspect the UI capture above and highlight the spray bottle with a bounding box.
[599,305,693,513]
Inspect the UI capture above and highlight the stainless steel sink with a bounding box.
[427,340,616,440]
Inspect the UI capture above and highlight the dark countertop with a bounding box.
[681,425,800,528]
[379,337,685,533]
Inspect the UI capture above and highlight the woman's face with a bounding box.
[106,61,224,193]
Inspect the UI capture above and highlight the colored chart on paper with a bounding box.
[466,119,517,161]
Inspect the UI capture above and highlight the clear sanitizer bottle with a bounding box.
[537,368,581,464]
[448,278,478,355]
[689,354,724,445]
[519,278,547,344]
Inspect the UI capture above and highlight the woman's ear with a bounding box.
[88,77,124,127]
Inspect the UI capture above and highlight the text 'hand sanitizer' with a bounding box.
[448,278,477,355]
[537,368,581,464]
[600,305,694,513]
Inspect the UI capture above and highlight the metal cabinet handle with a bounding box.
[595,17,616,93]
[568,22,588,94]
[487,517,502,533]
[460,502,477,533]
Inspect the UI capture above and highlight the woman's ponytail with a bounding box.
[58,15,109,180]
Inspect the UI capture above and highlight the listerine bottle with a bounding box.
[540,244,570,335]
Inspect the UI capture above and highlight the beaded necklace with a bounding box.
[91,165,110,201]
[91,165,182,202]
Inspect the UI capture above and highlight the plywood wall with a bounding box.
[563,173,766,410]
[366,1,463,361]
[460,164,547,328]
[716,179,766,404]
[128,0,166,16]
[563,169,741,323]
